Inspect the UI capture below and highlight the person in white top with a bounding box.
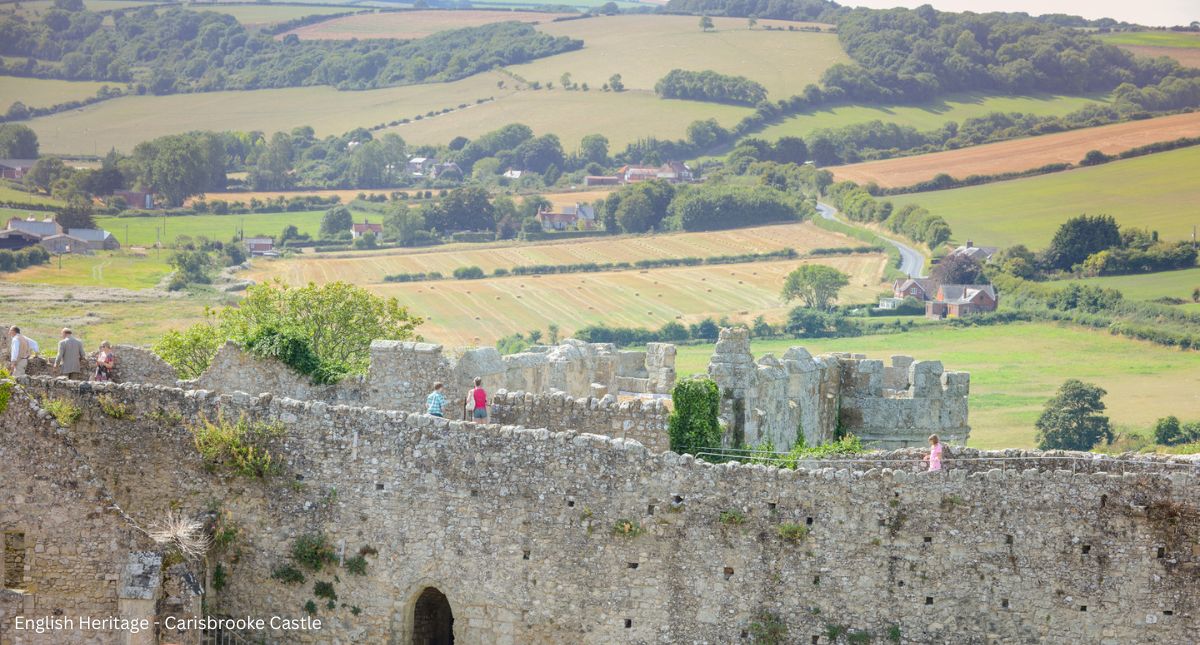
[8,326,39,377]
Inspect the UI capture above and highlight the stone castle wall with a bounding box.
[17,344,177,386]
[186,338,675,413]
[489,389,669,452]
[708,328,970,450]
[10,377,1200,645]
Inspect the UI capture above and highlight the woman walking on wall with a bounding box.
[464,377,489,424]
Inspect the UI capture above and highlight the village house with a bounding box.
[892,277,937,301]
[615,161,695,184]
[926,284,998,319]
[244,236,275,256]
[0,159,36,180]
[6,215,62,239]
[406,157,435,177]
[537,203,597,231]
[351,220,383,239]
[431,161,463,180]
[68,228,121,252]
[39,233,88,255]
[0,228,40,251]
[502,169,524,180]
[947,240,998,264]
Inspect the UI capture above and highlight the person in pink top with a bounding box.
[464,376,489,424]
[923,434,943,471]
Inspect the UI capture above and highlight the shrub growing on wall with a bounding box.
[668,378,722,456]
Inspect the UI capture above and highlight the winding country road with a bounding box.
[816,202,926,278]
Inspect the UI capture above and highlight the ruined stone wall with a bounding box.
[0,384,161,645]
[708,328,970,450]
[19,345,177,385]
[489,390,669,452]
[14,377,1200,645]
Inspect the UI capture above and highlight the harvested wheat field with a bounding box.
[832,111,1200,188]
[1116,46,1200,68]
[369,254,888,346]
[281,10,569,41]
[245,221,861,285]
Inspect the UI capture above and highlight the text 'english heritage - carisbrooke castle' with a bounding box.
[2,328,1199,644]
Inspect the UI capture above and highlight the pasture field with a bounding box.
[0,185,63,206]
[832,112,1200,188]
[504,15,847,99]
[0,76,114,113]
[1043,267,1200,305]
[890,145,1200,249]
[184,3,357,27]
[750,92,1112,144]
[283,9,570,40]
[0,286,220,349]
[4,251,173,290]
[385,86,752,149]
[0,0,152,15]
[94,210,350,247]
[671,322,1200,449]
[25,72,506,154]
[244,220,863,284]
[365,254,887,346]
[1096,31,1200,48]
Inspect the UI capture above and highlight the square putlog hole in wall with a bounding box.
[923,536,932,544]
[1081,544,1091,554]
[522,550,530,560]
[1157,547,1166,559]
[647,504,655,515]
[805,517,814,526]
[375,483,385,491]
[1005,534,1013,545]
[925,597,934,605]
[627,562,639,570]
[566,498,575,508]
[624,619,632,629]
[723,567,734,580]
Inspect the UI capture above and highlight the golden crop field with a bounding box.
[505,15,847,98]
[244,221,860,284]
[374,254,888,346]
[0,75,114,113]
[283,9,570,40]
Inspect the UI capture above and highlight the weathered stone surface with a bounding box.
[5,377,1199,645]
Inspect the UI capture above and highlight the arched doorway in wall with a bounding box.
[411,586,454,645]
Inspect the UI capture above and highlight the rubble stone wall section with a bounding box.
[12,377,1200,645]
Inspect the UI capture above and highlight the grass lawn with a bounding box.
[671,322,1200,450]
[244,220,862,284]
[505,15,848,99]
[891,145,1200,250]
[750,92,1111,144]
[1043,267,1200,303]
[4,251,173,290]
[0,75,114,113]
[0,293,220,350]
[26,72,504,154]
[95,210,350,247]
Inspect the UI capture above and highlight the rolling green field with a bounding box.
[94,209,357,247]
[504,15,847,99]
[752,92,1112,143]
[0,290,221,350]
[25,72,503,154]
[387,86,752,149]
[181,3,357,27]
[1044,267,1200,305]
[891,145,1200,250]
[0,185,63,206]
[0,75,114,113]
[4,251,173,290]
[1096,31,1200,48]
[672,322,1200,449]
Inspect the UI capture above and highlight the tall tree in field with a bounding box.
[781,265,849,310]
[1035,380,1112,451]
[320,205,353,238]
[0,124,38,158]
[1043,214,1121,271]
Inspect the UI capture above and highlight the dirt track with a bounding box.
[831,111,1200,188]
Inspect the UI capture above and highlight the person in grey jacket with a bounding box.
[54,328,87,380]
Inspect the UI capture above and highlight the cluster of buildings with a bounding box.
[882,242,1000,318]
[1,216,120,254]
[406,157,462,179]
[584,161,694,187]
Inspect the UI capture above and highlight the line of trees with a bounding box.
[655,69,768,106]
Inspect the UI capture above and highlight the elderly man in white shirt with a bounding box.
[8,326,39,377]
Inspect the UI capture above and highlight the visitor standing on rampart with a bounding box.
[924,434,943,471]
[94,341,116,382]
[465,377,489,424]
[54,328,87,380]
[7,326,39,377]
[426,382,446,417]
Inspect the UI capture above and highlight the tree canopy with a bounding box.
[1034,379,1112,450]
[781,264,849,310]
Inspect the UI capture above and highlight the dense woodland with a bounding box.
[0,3,581,92]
